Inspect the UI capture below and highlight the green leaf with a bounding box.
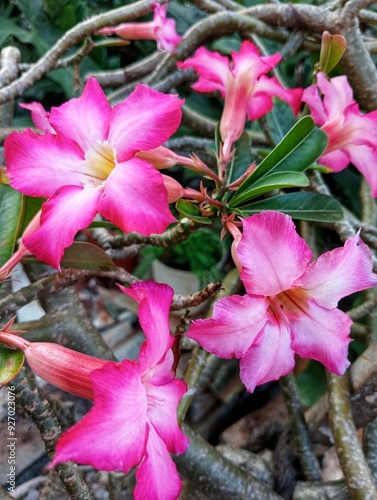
[0,185,23,267]
[60,242,116,271]
[266,100,296,145]
[227,131,253,186]
[318,31,346,75]
[176,199,212,224]
[233,191,343,223]
[0,345,24,385]
[229,171,309,207]
[232,117,328,204]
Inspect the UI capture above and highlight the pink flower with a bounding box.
[5,78,183,269]
[177,41,303,159]
[97,3,181,53]
[49,281,189,500]
[19,101,56,134]
[187,211,377,392]
[302,72,377,196]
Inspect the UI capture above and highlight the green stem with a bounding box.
[327,372,377,499]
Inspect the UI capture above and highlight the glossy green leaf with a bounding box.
[60,242,116,271]
[233,191,343,222]
[176,199,212,224]
[229,171,309,207]
[233,117,328,203]
[0,345,24,385]
[0,185,23,267]
[318,31,346,75]
[227,131,253,185]
[266,100,295,145]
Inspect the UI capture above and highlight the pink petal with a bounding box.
[49,78,112,152]
[238,212,313,297]
[187,294,268,358]
[118,281,174,370]
[297,231,377,308]
[233,41,281,78]
[319,148,350,172]
[302,84,327,126]
[5,130,85,197]
[239,318,295,392]
[177,46,229,96]
[290,300,351,374]
[147,379,189,454]
[247,76,302,120]
[50,360,147,473]
[135,424,182,500]
[98,157,176,235]
[316,72,354,120]
[153,3,182,52]
[19,101,55,134]
[23,186,99,269]
[108,84,183,163]
[346,144,377,197]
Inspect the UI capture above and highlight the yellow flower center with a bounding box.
[83,141,115,186]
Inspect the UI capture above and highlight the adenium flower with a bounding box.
[187,211,377,392]
[302,72,377,196]
[0,282,189,500]
[177,41,303,159]
[5,78,183,269]
[97,2,181,53]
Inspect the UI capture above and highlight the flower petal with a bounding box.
[239,318,295,392]
[49,78,112,152]
[177,46,229,96]
[118,281,174,370]
[98,157,176,235]
[5,130,85,197]
[301,84,327,126]
[346,144,377,197]
[23,186,99,269]
[297,231,377,308]
[316,72,354,121]
[187,294,268,358]
[238,212,313,297]
[147,379,189,454]
[290,300,351,374]
[19,101,55,134]
[250,75,303,117]
[50,360,147,473]
[319,148,350,172]
[108,84,183,162]
[134,424,182,500]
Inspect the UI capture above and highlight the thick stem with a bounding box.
[327,372,377,499]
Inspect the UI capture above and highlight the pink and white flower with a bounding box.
[302,72,377,196]
[177,41,303,159]
[187,211,377,392]
[98,2,181,53]
[5,78,183,269]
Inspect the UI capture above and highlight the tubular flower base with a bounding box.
[97,2,181,53]
[302,72,377,196]
[178,41,303,159]
[187,211,377,392]
[5,78,183,269]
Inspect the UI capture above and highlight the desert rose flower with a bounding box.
[177,41,303,159]
[49,281,189,500]
[5,78,183,269]
[0,283,189,500]
[187,211,377,392]
[98,2,181,53]
[302,72,377,196]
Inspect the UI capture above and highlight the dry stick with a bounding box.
[176,423,284,500]
[12,368,93,500]
[279,373,322,482]
[0,0,155,105]
[327,372,377,499]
